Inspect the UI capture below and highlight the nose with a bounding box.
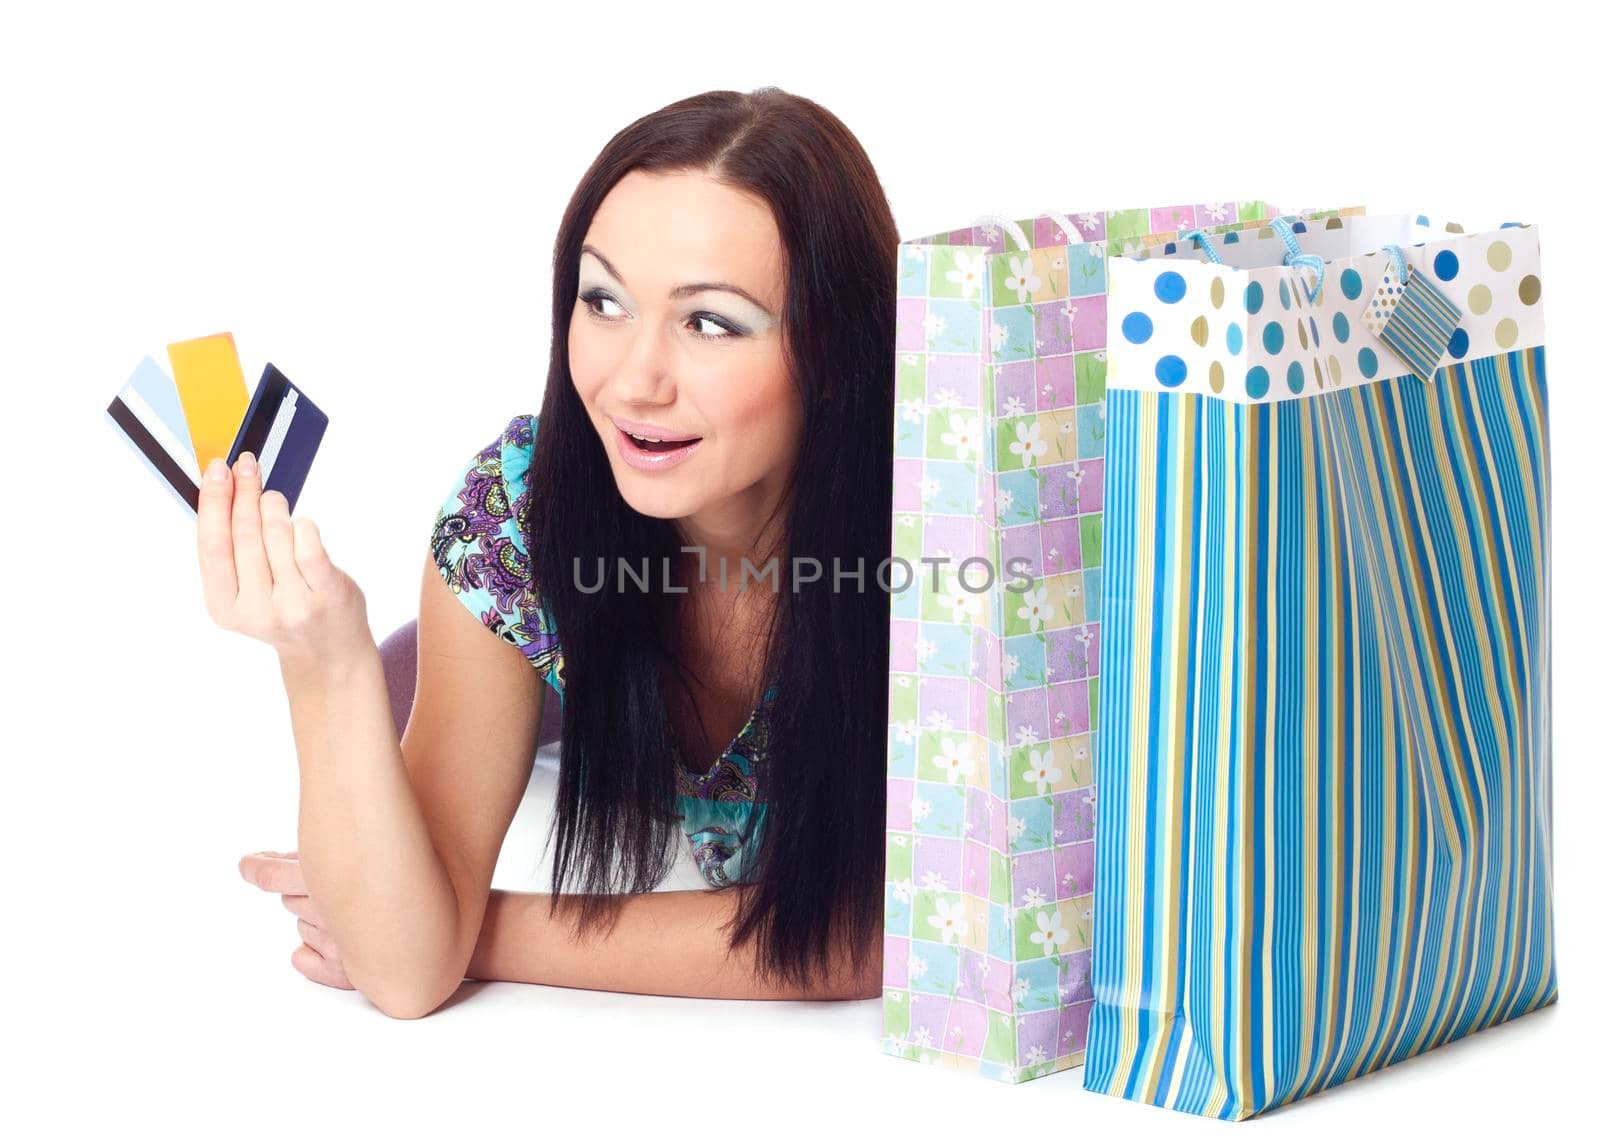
[606,315,677,407]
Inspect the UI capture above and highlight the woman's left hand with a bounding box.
[238,850,355,990]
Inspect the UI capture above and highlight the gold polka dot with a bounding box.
[1519,274,1542,304]
[1211,276,1225,309]
[1469,284,1493,315]
[1445,221,1465,233]
[1314,358,1325,389]
[1209,361,1225,394]
[1329,355,1342,387]
[1191,315,1210,347]
[1327,216,1344,230]
[1298,320,1308,349]
[1487,240,1513,271]
[1496,318,1519,348]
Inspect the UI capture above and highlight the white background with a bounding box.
[3,1,1592,1135]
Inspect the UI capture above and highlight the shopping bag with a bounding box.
[1084,213,1555,1117]
[881,200,1358,1083]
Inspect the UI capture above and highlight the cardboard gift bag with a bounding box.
[1085,213,1556,1117]
[881,200,1354,1083]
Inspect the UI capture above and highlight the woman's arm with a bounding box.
[280,646,466,1018]
[467,886,883,1002]
[282,556,548,1020]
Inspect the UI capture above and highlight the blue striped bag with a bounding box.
[1084,213,1555,1118]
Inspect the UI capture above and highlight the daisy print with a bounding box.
[941,411,983,464]
[946,250,983,300]
[1016,586,1054,632]
[1028,908,1069,958]
[1005,254,1041,304]
[1024,747,1063,795]
[931,735,976,784]
[1009,420,1043,467]
[928,897,969,945]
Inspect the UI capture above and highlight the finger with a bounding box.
[292,942,355,990]
[297,917,339,959]
[281,891,329,928]
[230,452,272,600]
[238,851,307,894]
[196,458,239,614]
[259,489,310,598]
[292,516,340,592]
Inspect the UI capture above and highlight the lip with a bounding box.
[609,415,702,443]
[613,423,704,472]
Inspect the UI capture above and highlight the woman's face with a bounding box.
[569,168,800,548]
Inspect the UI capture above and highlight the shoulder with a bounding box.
[428,413,564,696]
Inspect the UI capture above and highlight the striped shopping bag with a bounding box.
[1085,213,1556,1117]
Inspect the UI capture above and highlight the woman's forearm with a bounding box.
[467,886,882,1002]
[280,645,461,1017]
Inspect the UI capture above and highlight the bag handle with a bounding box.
[1177,227,1224,264]
[1381,242,1411,284]
[1268,215,1328,304]
[1043,211,1090,245]
[971,214,1033,252]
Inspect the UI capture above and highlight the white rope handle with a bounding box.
[971,214,1031,252]
[1044,211,1089,245]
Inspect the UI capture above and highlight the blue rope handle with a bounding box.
[1269,215,1326,304]
[1381,242,1410,285]
[1177,228,1223,264]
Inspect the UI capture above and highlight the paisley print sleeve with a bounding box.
[428,413,565,699]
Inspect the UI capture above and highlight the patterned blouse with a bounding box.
[427,412,773,888]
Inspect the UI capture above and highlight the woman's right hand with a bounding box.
[196,450,374,673]
[238,850,354,990]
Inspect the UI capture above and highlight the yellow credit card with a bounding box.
[167,332,249,471]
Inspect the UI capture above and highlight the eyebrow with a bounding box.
[581,244,775,319]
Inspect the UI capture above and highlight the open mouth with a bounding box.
[622,429,701,453]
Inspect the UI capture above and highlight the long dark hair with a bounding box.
[523,87,897,991]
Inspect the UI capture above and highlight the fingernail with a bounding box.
[205,458,227,482]
[236,452,257,477]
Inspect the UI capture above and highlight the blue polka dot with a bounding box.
[1449,327,1470,359]
[1246,281,1264,314]
[1278,280,1291,310]
[1155,355,1188,388]
[1226,322,1244,355]
[1223,231,1240,244]
[1154,271,1187,303]
[1340,268,1363,301]
[1287,361,1305,394]
[1416,214,1430,226]
[1246,366,1270,399]
[1292,220,1308,234]
[1332,312,1350,342]
[1308,316,1321,348]
[1263,322,1285,354]
[1358,347,1379,378]
[1122,311,1153,344]
[1433,249,1459,281]
[1162,242,1177,254]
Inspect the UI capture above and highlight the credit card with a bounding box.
[105,344,328,515]
[167,331,250,473]
[226,363,328,514]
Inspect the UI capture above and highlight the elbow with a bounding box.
[354,966,458,1020]
[367,982,449,1020]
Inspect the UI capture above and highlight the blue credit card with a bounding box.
[226,363,328,514]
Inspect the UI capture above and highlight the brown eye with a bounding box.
[579,289,625,319]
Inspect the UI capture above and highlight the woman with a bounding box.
[204,87,898,1016]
